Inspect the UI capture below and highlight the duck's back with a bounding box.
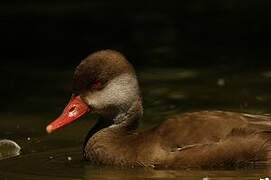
[152,111,271,168]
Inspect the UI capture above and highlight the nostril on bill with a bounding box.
[68,106,77,117]
[69,106,76,112]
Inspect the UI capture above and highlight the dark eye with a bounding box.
[91,80,102,90]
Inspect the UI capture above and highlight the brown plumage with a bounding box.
[84,110,271,169]
[48,49,271,169]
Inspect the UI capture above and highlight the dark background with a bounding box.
[1,0,271,68]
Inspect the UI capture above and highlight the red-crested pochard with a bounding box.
[46,50,271,169]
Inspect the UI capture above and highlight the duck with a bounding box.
[46,50,271,169]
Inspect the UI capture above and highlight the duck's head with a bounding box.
[46,50,140,133]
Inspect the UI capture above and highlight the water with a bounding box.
[1,65,271,179]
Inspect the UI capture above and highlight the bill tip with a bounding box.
[46,125,53,134]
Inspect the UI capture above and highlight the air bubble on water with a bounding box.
[0,139,21,160]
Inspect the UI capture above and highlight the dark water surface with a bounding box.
[1,65,271,179]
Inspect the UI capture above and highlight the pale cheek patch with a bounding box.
[83,74,139,112]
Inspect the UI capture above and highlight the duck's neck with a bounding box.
[83,98,143,162]
[83,118,112,148]
[112,97,143,131]
[83,98,142,148]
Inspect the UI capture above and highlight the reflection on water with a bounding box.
[1,66,271,179]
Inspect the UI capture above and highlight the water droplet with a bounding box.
[217,78,225,86]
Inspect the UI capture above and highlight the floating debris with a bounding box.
[67,156,72,161]
[27,137,31,141]
[202,177,210,180]
[0,139,21,160]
